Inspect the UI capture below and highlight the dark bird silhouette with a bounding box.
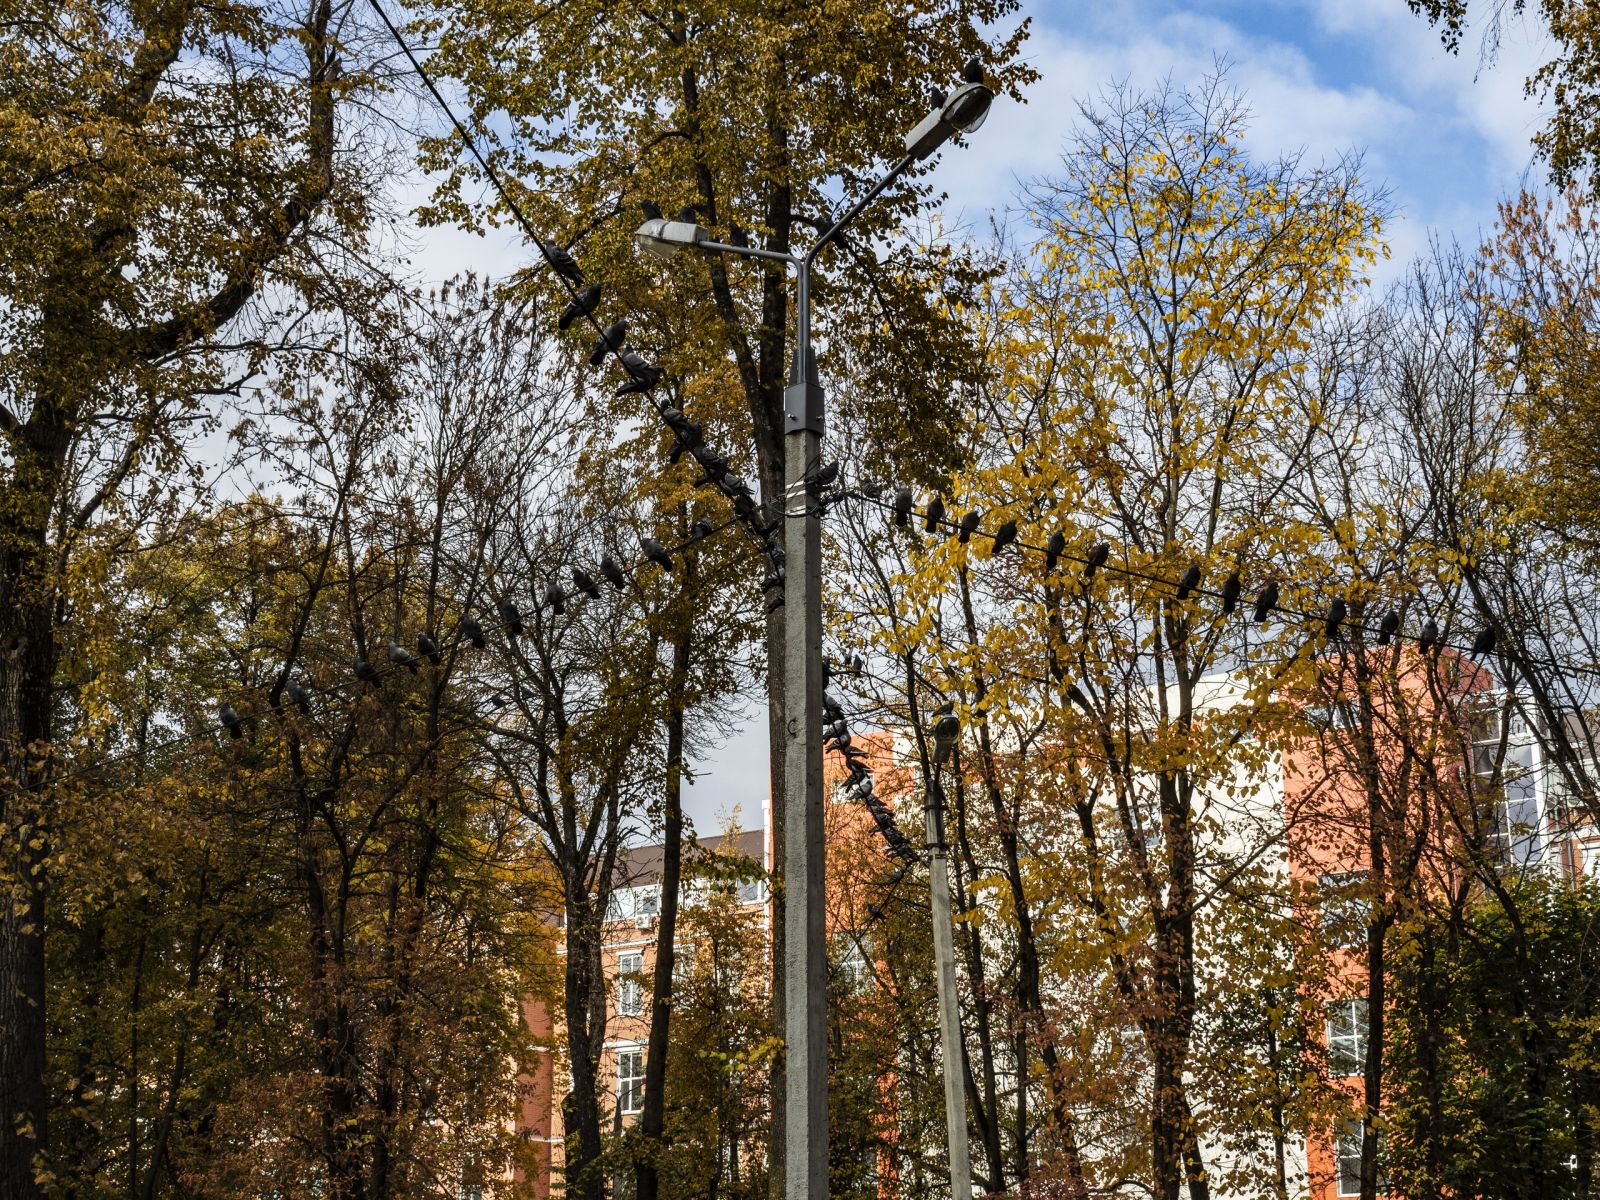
[388,641,418,673]
[557,283,601,331]
[1176,563,1202,601]
[417,634,440,666]
[1375,610,1399,645]
[543,582,566,615]
[599,555,626,591]
[641,537,674,571]
[1324,598,1347,640]
[1221,571,1242,616]
[923,496,945,533]
[537,237,583,284]
[498,599,524,638]
[586,320,626,367]
[219,703,243,739]
[1253,581,1279,624]
[1045,532,1066,573]
[1084,542,1110,578]
[460,616,486,649]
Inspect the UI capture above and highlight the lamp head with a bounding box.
[903,75,994,160]
[633,217,710,260]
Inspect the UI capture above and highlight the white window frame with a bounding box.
[1335,1118,1363,1197]
[1325,997,1368,1077]
[617,951,644,1017]
[616,1046,644,1115]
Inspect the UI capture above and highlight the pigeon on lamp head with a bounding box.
[924,495,945,533]
[542,582,566,616]
[893,487,913,527]
[1471,627,1497,657]
[957,511,982,543]
[1377,610,1400,646]
[991,520,1017,554]
[677,204,697,222]
[460,615,486,649]
[417,633,441,666]
[1324,598,1347,641]
[498,599,524,638]
[354,658,381,688]
[219,702,244,739]
[1221,571,1242,616]
[1253,581,1279,624]
[388,640,419,674]
[930,87,948,108]
[1040,531,1067,574]
[586,320,627,367]
[1084,542,1110,578]
[599,555,626,591]
[286,679,312,715]
[641,536,674,571]
[1418,619,1441,655]
[641,198,663,221]
[557,283,602,331]
[963,57,984,84]
[571,568,600,600]
[1176,563,1202,601]
[536,237,583,284]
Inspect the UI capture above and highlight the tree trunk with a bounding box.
[564,893,609,1200]
[636,610,693,1200]
[0,402,71,1200]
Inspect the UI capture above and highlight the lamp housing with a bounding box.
[903,80,994,159]
[634,217,710,260]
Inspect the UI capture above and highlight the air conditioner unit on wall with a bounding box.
[635,915,654,930]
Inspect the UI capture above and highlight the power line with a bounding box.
[841,488,1600,686]
[60,515,746,783]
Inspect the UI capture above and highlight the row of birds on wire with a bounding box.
[850,484,1507,665]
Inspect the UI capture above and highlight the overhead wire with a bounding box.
[839,487,1600,685]
[59,516,747,783]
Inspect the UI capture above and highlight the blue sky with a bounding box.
[922,0,1551,277]
[406,1,1557,834]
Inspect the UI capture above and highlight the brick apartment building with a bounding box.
[514,677,1598,1199]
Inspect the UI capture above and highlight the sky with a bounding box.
[401,0,1554,835]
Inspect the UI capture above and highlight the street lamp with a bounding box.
[633,61,993,1200]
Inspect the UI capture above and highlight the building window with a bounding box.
[1325,998,1368,1076]
[617,1048,644,1115]
[737,876,766,905]
[1318,871,1369,947]
[1333,1117,1385,1195]
[618,952,643,1017]
[834,933,869,991]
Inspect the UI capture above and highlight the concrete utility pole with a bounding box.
[633,66,994,1199]
[927,722,973,1197]
[781,256,828,1200]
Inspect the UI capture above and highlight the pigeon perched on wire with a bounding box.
[536,237,583,284]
